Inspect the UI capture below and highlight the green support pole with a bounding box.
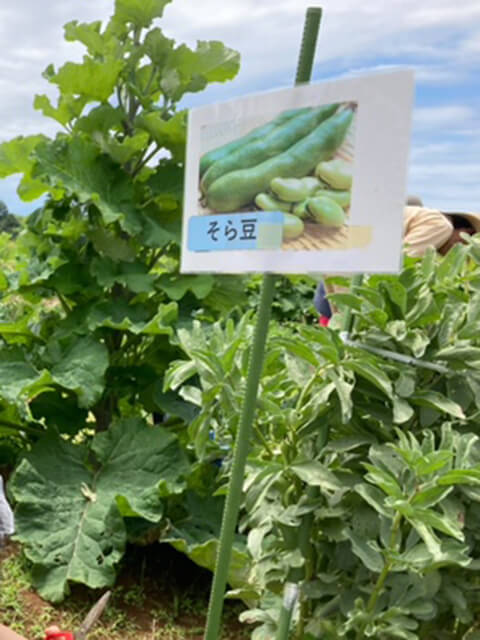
[203,8,323,640]
[204,275,275,640]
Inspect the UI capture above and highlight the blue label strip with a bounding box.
[188,211,284,252]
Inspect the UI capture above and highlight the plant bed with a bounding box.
[0,541,248,640]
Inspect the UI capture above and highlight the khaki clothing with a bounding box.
[403,206,453,257]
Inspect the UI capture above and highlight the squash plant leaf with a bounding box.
[10,418,189,602]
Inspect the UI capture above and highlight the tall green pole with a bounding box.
[203,9,323,640]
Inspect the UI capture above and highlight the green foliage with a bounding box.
[10,418,188,602]
[0,201,21,237]
[165,238,480,639]
[0,0,243,599]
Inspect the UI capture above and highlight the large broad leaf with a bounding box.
[49,336,109,409]
[0,135,49,201]
[137,111,186,161]
[0,347,53,410]
[10,418,189,602]
[114,0,172,28]
[47,58,124,103]
[32,137,143,235]
[161,491,250,590]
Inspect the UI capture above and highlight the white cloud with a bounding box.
[0,0,478,215]
[413,105,476,130]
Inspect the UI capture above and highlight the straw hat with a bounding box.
[441,211,480,234]
[406,195,480,234]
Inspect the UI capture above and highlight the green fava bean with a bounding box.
[314,188,351,208]
[270,177,309,202]
[283,213,304,239]
[292,199,310,219]
[308,196,346,227]
[255,192,291,212]
[315,158,352,190]
[302,176,322,195]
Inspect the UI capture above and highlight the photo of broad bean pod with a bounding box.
[198,101,370,251]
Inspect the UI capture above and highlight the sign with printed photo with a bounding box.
[181,69,414,274]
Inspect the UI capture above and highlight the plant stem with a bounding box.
[0,420,45,437]
[355,512,402,640]
[131,143,160,178]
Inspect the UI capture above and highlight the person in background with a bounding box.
[314,196,480,324]
[0,475,14,546]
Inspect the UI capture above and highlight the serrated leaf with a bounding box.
[137,111,186,161]
[114,0,172,28]
[33,136,143,235]
[34,94,88,127]
[158,273,214,300]
[90,257,156,294]
[50,58,124,103]
[144,28,174,66]
[50,336,109,408]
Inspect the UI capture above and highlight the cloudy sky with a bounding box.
[0,0,478,215]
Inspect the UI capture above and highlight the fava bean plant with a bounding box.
[165,239,480,639]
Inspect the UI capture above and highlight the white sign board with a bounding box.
[181,69,414,274]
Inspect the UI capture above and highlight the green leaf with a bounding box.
[10,418,188,602]
[393,396,414,424]
[382,280,407,314]
[364,463,403,498]
[410,391,465,420]
[90,257,156,294]
[33,136,143,235]
[137,111,186,161]
[164,40,240,100]
[158,274,215,300]
[0,135,49,201]
[346,530,384,572]
[438,469,480,486]
[114,0,172,28]
[290,461,342,493]
[411,507,464,541]
[0,347,52,408]
[343,360,392,398]
[355,483,392,517]
[96,131,150,165]
[89,228,136,261]
[49,58,124,102]
[327,370,353,423]
[34,94,88,127]
[64,20,108,56]
[50,336,109,408]
[163,360,197,391]
[86,300,177,335]
[161,491,250,590]
[144,28,174,66]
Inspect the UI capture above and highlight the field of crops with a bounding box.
[2,1,480,639]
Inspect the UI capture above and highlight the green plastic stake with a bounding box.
[203,9,323,640]
[276,584,300,640]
